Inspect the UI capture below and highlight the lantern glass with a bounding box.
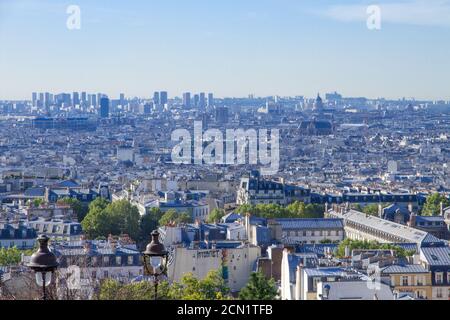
[150,256,162,269]
[35,272,52,287]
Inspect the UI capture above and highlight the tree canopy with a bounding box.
[98,270,230,300]
[335,238,416,259]
[235,202,324,219]
[206,209,226,223]
[422,193,450,216]
[158,209,193,227]
[239,272,278,300]
[81,199,140,240]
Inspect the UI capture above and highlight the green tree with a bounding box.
[177,212,193,224]
[168,270,230,300]
[98,279,170,300]
[422,193,450,216]
[362,204,380,216]
[158,209,180,227]
[139,208,164,243]
[239,272,278,300]
[57,197,89,222]
[336,239,415,259]
[81,199,140,240]
[0,247,23,266]
[206,209,226,223]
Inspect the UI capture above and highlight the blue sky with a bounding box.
[1,0,449,100]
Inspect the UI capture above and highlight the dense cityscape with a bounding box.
[0,91,449,301]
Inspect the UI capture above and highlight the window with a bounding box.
[104,271,109,278]
[91,257,97,266]
[436,288,443,298]
[116,256,122,265]
[416,276,424,286]
[311,231,315,237]
[128,256,134,265]
[436,273,444,285]
[401,276,409,286]
[91,271,97,279]
[103,256,109,265]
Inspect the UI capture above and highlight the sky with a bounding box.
[0,0,450,100]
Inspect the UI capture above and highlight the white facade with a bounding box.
[168,245,261,292]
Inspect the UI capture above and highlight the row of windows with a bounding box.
[64,255,136,266]
[283,230,342,237]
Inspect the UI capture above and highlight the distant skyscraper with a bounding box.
[32,92,37,107]
[39,93,44,107]
[73,92,80,106]
[44,92,51,108]
[97,93,102,107]
[81,92,87,103]
[215,106,228,124]
[183,92,191,108]
[193,94,200,108]
[92,94,97,107]
[153,92,160,106]
[199,92,206,109]
[160,91,168,106]
[99,97,110,118]
[120,93,125,106]
[142,103,152,115]
[208,93,214,107]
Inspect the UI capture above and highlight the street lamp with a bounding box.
[27,235,59,300]
[142,230,168,300]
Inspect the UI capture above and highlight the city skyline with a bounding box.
[1,0,450,100]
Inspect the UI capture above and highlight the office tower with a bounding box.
[183,92,191,108]
[32,92,37,107]
[208,93,214,107]
[92,94,97,107]
[81,91,87,103]
[215,106,229,124]
[39,93,44,107]
[120,93,125,106]
[97,93,102,107]
[73,92,80,106]
[99,97,110,118]
[141,103,152,115]
[153,92,160,106]
[193,94,200,108]
[199,92,206,109]
[44,92,51,108]
[160,91,168,106]
[87,94,93,106]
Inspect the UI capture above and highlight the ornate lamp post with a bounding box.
[27,235,59,300]
[142,230,168,300]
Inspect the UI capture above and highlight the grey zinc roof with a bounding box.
[332,210,441,245]
[276,218,344,230]
[321,281,394,300]
[420,247,450,266]
[381,264,429,274]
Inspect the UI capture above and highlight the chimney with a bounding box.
[409,212,417,227]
